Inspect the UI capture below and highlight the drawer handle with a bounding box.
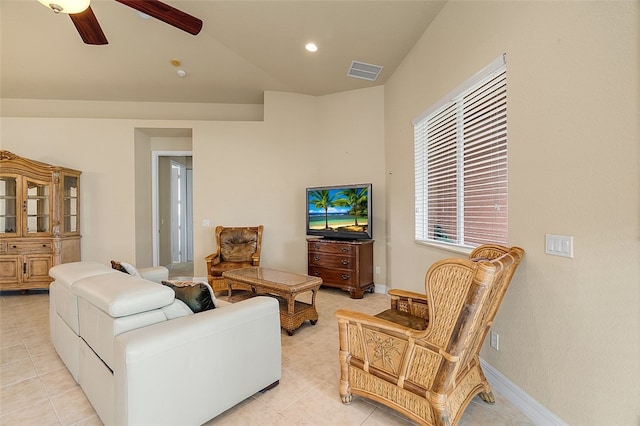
[12,245,17,248]
[313,256,320,261]
[341,247,349,253]
[43,244,47,248]
[341,259,349,265]
[341,274,350,280]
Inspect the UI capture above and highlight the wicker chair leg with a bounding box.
[337,319,353,404]
[478,391,495,404]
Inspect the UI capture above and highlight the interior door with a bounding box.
[170,162,182,263]
[185,169,193,262]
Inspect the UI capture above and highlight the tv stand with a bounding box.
[307,238,374,299]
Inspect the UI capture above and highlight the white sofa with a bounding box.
[49,261,281,426]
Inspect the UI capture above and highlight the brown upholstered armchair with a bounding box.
[335,244,524,425]
[205,225,263,294]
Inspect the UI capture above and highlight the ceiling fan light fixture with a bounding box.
[38,0,90,14]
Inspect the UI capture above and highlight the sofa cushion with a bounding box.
[161,280,216,313]
[73,273,175,318]
[161,299,194,319]
[50,261,115,291]
[78,297,168,369]
[219,228,258,262]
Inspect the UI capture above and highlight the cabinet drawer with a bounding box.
[308,266,356,286]
[6,241,52,253]
[308,242,354,255]
[308,253,354,270]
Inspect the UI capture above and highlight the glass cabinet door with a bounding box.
[24,178,50,235]
[0,176,18,236]
[63,175,79,234]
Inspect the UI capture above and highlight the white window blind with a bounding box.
[414,55,507,249]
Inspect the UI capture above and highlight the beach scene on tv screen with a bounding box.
[308,186,368,233]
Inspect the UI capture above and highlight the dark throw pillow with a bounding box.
[110,260,141,277]
[161,280,216,313]
[111,260,128,273]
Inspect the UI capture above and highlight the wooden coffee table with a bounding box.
[222,267,322,335]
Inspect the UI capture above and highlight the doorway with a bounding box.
[152,151,194,276]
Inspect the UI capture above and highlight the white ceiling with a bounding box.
[0,0,446,104]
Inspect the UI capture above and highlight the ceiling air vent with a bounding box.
[347,61,383,81]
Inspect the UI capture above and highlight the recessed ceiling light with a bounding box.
[177,69,186,78]
[305,42,318,53]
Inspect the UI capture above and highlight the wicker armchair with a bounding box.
[335,245,524,425]
[205,225,263,294]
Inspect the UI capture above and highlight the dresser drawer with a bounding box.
[308,252,354,270]
[308,241,354,255]
[308,266,356,287]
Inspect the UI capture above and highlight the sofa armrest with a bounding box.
[113,296,281,426]
[138,266,169,284]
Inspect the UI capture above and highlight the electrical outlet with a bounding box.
[490,331,499,350]
[375,266,381,275]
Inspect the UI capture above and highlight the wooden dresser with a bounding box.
[0,151,81,291]
[307,238,374,299]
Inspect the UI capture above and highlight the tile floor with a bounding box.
[0,287,534,425]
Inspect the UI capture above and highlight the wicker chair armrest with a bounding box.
[387,289,430,319]
[335,309,425,339]
[387,289,428,302]
[204,253,221,266]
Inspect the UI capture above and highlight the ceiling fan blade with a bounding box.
[115,0,203,35]
[69,6,108,45]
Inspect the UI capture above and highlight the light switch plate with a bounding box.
[490,331,499,350]
[545,234,573,258]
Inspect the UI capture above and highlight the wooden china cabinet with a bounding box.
[0,151,81,291]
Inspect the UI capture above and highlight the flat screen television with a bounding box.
[306,183,372,240]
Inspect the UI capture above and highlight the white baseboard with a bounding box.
[374,284,387,294]
[480,358,567,426]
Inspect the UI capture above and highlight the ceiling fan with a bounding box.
[38,0,203,45]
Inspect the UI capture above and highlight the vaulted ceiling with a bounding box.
[0,0,446,104]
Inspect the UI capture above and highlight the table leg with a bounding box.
[310,288,318,325]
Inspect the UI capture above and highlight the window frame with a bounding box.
[413,54,508,252]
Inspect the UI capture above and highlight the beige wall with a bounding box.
[385,1,639,424]
[0,87,386,280]
[194,89,386,276]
